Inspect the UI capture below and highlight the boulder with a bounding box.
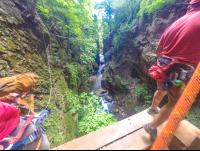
[113,108,119,113]
[90,75,97,85]
[94,89,107,97]
[105,95,112,102]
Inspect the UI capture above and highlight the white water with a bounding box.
[93,54,112,113]
[93,64,105,91]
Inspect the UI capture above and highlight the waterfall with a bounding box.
[93,54,113,113]
[93,54,105,91]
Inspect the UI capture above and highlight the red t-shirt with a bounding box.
[158,8,200,66]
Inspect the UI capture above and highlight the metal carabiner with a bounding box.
[11,103,31,115]
[163,79,173,91]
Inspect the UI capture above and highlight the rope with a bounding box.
[42,33,53,110]
[151,62,200,150]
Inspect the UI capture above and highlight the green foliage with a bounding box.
[115,76,129,90]
[43,109,65,147]
[64,63,80,89]
[36,0,101,64]
[77,111,117,137]
[36,5,50,19]
[106,76,112,83]
[98,0,179,59]
[135,84,152,105]
[0,46,7,53]
[186,107,200,129]
[67,91,118,137]
[69,92,101,114]
[146,0,177,14]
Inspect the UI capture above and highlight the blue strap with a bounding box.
[10,127,45,150]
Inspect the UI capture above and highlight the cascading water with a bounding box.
[93,64,105,91]
[93,54,113,113]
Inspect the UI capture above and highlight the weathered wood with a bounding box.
[169,136,187,150]
[52,109,200,150]
[157,120,200,149]
[52,109,154,150]
[188,136,200,150]
[102,128,152,150]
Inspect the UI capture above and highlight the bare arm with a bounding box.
[156,45,163,58]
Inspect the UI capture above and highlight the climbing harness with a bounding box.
[0,109,50,150]
[162,79,183,91]
[151,62,200,150]
[149,55,195,83]
[162,79,173,91]
[35,136,42,150]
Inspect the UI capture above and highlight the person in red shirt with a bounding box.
[144,1,200,139]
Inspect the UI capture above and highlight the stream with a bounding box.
[93,54,113,114]
[92,54,138,121]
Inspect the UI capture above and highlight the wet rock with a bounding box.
[120,99,125,104]
[113,109,119,113]
[94,89,107,97]
[92,61,99,71]
[105,96,112,102]
[90,75,97,85]
[100,90,107,94]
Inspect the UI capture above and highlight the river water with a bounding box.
[93,54,113,113]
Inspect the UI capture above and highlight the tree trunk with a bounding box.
[68,28,70,52]
[96,40,100,53]
[30,0,38,13]
[109,4,111,32]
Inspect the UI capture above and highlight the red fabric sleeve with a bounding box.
[0,101,20,141]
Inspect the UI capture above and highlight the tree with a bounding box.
[21,0,38,24]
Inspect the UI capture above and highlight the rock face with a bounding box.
[0,0,92,148]
[102,2,188,103]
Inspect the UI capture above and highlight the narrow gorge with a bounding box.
[0,0,200,149]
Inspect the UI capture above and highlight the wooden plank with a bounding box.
[52,109,154,150]
[169,136,187,150]
[157,120,200,148]
[188,136,200,150]
[102,128,152,150]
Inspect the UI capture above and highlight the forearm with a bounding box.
[156,45,163,58]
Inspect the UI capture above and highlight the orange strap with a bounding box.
[8,115,34,145]
[35,136,42,150]
[151,62,200,150]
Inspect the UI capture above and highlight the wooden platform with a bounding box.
[52,109,200,150]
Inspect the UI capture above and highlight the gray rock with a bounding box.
[105,96,112,102]
[94,89,107,97]
[113,109,119,113]
[90,75,97,85]
[120,99,125,104]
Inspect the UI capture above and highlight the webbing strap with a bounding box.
[35,136,42,150]
[162,55,195,66]
[8,115,34,145]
